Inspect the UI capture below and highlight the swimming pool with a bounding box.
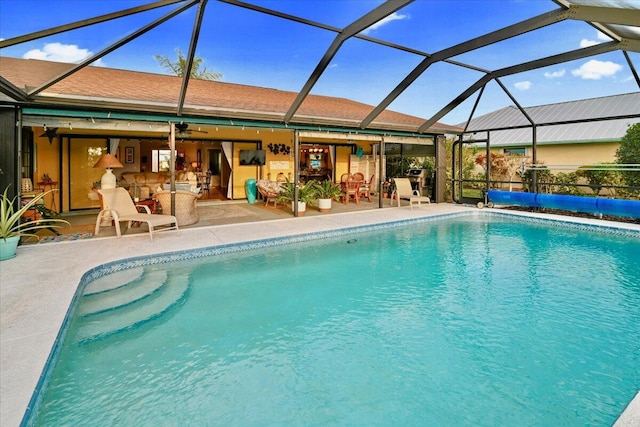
[26,214,640,426]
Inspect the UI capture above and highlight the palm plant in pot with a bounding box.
[314,180,343,213]
[276,179,318,216]
[0,186,69,260]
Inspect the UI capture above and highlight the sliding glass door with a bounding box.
[69,138,108,210]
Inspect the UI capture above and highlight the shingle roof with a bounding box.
[0,57,459,134]
[459,92,640,146]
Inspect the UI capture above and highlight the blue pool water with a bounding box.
[31,215,640,426]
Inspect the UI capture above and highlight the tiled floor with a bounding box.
[1,202,638,426]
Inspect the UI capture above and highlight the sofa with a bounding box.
[120,171,198,199]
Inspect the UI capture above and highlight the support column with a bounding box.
[435,134,447,203]
[293,130,299,216]
[485,131,491,192]
[531,124,538,194]
[169,122,176,216]
[379,137,385,208]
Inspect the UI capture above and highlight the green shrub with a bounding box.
[616,122,640,189]
[552,172,580,195]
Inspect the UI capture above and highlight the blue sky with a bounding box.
[1,0,638,126]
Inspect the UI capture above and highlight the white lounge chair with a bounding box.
[390,177,430,209]
[95,188,179,240]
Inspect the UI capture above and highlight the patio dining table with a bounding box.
[341,177,363,204]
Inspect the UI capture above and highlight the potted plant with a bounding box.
[314,180,343,213]
[276,179,318,216]
[0,186,69,260]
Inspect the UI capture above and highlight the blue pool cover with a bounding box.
[487,190,640,219]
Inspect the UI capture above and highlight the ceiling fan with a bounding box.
[174,122,208,137]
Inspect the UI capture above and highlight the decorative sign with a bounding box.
[267,143,291,155]
[270,161,289,170]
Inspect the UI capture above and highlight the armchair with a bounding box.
[154,190,202,226]
[256,180,281,207]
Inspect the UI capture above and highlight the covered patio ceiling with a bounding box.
[0,0,639,134]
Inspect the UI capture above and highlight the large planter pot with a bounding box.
[0,236,20,261]
[245,178,257,204]
[317,198,332,213]
[291,201,306,216]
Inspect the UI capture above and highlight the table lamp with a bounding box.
[93,153,124,189]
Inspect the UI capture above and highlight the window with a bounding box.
[151,149,186,171]
[504,148,526,156]
[152,149,172,172]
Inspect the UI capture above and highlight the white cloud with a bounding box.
[579,30,613,48]
[579,38,599,48]
[22,42,104,66]
[361,12,408,35]
[571,59,622,80]
[514,81,532,91]
[544,69,565,79]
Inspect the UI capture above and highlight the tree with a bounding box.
[474,152,525,190]
[154,48,222,80]
[615,122,640,189]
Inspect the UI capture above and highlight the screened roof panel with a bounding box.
[0,0,638,133]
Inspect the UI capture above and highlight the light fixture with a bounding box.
[93,153,124,189]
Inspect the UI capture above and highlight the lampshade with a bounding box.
[93,153,124,169]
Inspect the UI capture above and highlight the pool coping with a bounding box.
[1,204,639,426]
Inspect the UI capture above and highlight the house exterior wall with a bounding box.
[523,141,619,169]
[492,140,620,171]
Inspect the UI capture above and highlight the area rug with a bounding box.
[197,204,259,221]
[38,232,93,244]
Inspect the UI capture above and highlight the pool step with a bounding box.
[78,270,168,317]
[83,267,145,295]
[75,270,190,344]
